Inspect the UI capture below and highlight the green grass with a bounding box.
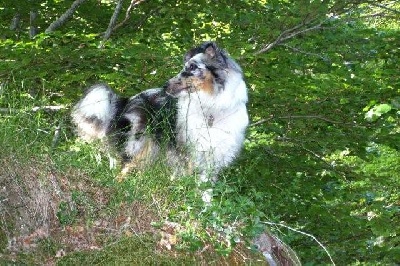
[2,77,398,264]
[0,81,266,264]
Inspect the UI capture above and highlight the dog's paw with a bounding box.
[115,172,127,182]
[108,155,118,169]
[201,188,213,205]
[115,166,132,182]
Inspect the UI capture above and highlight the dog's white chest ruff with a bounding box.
[176,84,249,174]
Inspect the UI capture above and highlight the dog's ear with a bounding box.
[184,46,204,63]
[184,42,218,63]
[204,42,217,59]
[184,42,226,64]
[184,50,195,63]
[203,42,228,68]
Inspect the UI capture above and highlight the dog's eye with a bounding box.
[188,64,197,71]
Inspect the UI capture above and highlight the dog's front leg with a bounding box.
[198,170,218,205]
[201,188,213,204]
[116,160,136,182]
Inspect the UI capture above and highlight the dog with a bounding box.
[71,42,249,189]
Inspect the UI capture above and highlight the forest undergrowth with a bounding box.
[0,0,399,264]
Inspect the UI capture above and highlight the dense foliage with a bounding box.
[1,0,399,264]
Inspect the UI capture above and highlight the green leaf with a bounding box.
[375,103,392,114]
[365,103,392,122]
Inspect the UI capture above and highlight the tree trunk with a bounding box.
[9,13,21,31]
[29,10,38,38]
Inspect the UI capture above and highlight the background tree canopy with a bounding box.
[0,0,399,264]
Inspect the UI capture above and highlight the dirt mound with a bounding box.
[0,155,156,262]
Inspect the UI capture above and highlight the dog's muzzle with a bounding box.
[164,76,191,96]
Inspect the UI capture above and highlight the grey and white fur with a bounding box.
[71,42,249,195]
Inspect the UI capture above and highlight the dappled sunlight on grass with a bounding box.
[1,0,399,264]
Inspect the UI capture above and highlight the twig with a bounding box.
[250,115,358,127]
[369,2,400,15]
[130,7,161,30]
[254,18,325,55]
[112,0,146,32]
[51,121,62,150]
[254,22,305,55]
[0,105,66,114]
[262,221,336,265]
[280,44,330,62]
[254,0,400,56]
[253,1,361,56]
[32,105,66,112]
[360,13,397,19]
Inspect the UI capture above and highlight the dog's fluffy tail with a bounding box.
[71,83,122,141]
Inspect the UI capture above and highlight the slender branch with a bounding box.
[280,22,324,43]
[280,44,330,61]
[360,13,397,19]
[254,21,307,55]
[293,139,345,174]
[253,0,367,56]
[0,105,66,114]
[131,7,161,30]
[101,0,125,46]
[45,0,88,33]
[112,0,146,32]
[250,115,359,127]
[254,20,325,55]
[369,2,400,15]
[51,121,62,150]
[262,221,336,266]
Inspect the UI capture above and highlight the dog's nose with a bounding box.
[164,80,176,95]
[164,77,184,96]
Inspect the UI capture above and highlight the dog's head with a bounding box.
[165,42,241,97]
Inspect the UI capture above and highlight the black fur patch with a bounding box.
[140,91,177,145]
[205,65,225,90]
[110,97,131,149]
[181,70,193,77]
[124,90,177,146]
[85,115,104,128]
